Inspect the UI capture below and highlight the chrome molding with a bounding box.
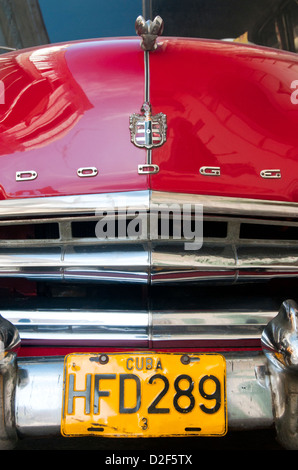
[2,307,276,346]
[0,245,150,283]
[0,191,297,219]
[144,49,150,103]
[152,309,276,345]
[3,309,148,346]
[0,191,150,218]
[151,191,298,219]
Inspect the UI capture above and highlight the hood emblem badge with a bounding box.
[130,102,167,150]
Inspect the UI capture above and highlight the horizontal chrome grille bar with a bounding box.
[3,309,148,346]
[2,308,276,346]
[0,243,297,284]
[152,310,275,346]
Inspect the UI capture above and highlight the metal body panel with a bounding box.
[0,38,297,201]
[150,38,298,202]
[0,39,148,199]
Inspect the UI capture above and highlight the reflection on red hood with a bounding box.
[0,45,93,154]
[0,39,147,199]
[150,38,298,203]
[0,37,298,202]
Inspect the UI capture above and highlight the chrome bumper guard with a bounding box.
[2,300,298,449]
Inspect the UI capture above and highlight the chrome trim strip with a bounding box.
[0,245,150,283]
[0,191,150,218]
[4,309,148,345]
[151,191,298,219]
[0,190,297,219]
[2,307,276,345]
[152,309,276,345]
[144,50,150,102]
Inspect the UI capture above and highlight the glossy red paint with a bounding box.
[0,37,298,202]
[150,38,298,202]
[0,39,148,199]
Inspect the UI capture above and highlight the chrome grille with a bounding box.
[0,190,297,348]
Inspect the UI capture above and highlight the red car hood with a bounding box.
[0,37,298,202]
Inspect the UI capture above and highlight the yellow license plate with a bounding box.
[61,352,227,437]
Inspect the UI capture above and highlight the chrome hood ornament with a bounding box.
[135,15,164,51]
[129,102,167,150]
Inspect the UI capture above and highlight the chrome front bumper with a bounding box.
[2,300,298,450]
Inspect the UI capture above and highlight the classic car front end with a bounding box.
[1,0,298,450]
